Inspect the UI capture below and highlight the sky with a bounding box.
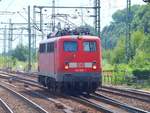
[0,0,145,27]
[0,0,145,52]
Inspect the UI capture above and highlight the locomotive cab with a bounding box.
[57,36,102,93]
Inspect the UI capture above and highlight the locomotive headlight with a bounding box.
[92,65,97,70]
[92,62,97,70]
[65,65,69,69]
[64,62,69,70]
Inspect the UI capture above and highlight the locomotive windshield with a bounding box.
[83,41,96,52]
[64,41,77,52]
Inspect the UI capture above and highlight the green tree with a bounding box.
[130,33,150,69]
[140,34,150,53]
[130,51,150,69]
[101,4,150,49]
[111,37,126,64]
[132,5,150,33]
[131,30,145,57]
[11,44,28,62]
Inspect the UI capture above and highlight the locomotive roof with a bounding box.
[39,35,100,44]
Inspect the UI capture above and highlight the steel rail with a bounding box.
[70,95,113,113]
[0,98,14,113]
[102,86,150,97]
[1,74,73,113]
[0,84,49,113]
[98,88,150,103]
[0,70,37,77]
[1,70,149,113]
[130,89,150,95]
[27,89,73,113]
[0,73,38,84]
[92,93,149,113]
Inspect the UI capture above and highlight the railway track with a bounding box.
[0,73,99,113]
[103,86,150,97]
[0,76,100,113]
[3,70,149,100]
[0,69,38,77]
[1,72,134,113]
[0,71,39,88]
[92,93,149,113]
[0,79,74,113]
[0,71,38,83]
[99,86,150,103]
[0,71,150,113]
[130,89,150,95]
[0,98,14,113]
[70,93,149,113]
[70,94,113,113]
[0,71,113,113]
[0,84,49,113]
[24,88,74,113]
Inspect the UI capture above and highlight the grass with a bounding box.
[102,67,150,90]
[0,55,37,72]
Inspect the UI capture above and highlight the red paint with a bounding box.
[38,35,102,75]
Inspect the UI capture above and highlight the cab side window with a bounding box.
[39,43,46,53]
[47,42,54,52]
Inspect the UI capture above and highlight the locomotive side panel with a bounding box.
[39,54,54,73]
[38,42,55,77]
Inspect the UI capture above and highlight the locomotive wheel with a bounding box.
[38,75,47,87]
[51,80,56,92]
[56,83,63,93]
[46,77,52,91]
[63,82,69,93]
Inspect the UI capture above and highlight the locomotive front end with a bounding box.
[58,36,102,93]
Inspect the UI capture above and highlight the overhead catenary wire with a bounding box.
[4,0,15,11]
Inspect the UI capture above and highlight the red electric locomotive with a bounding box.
[38,28,102,93]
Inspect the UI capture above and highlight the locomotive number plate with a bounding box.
[75,69,84,72]
[77,63,84,68]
